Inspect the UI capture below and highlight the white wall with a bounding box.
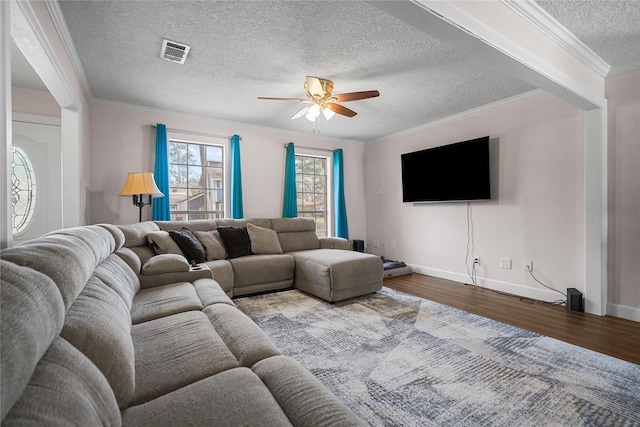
[365,92,585,302]
[606,69,640,320]
[88,103,367,241]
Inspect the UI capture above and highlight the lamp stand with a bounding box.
[132,194,153,222]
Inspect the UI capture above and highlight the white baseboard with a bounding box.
[408,264,640,323]
[606,303,640,323]
[407,264,565,304]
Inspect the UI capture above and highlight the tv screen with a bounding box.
[401,136,491,203]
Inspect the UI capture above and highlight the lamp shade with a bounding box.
[120,172,164,197]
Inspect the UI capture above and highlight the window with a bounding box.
[168,140,224,220]
[296,154,328,237]
[11,146,37,234]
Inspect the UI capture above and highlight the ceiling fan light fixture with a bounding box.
[259,76,379,122]
[305,104,321,121]
[322,107,335,121]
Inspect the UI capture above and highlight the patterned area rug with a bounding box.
[235,287,640,427]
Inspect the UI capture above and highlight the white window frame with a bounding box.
[294,151,333,238]
[167,137,228,220]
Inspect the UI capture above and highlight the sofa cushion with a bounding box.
[192,278,235,307]
[217,227,252,259]
[141,254,190,276]
[277,231,321,253]
[98,223,126,250]
[216,218,272,229]
[119,222,160,248]
[0,260,65,420]
[269,218,320,252]
[93,254,140,311]
[60,279,135,409]
[155,219,218,232]
[2,337,121,426]
[131,311,239,405]
[194,230,227,260]
[229,254,295,289]
[147,231,183,256]
[253,355,366,426]
[247,223,283,254]
[121,368,293,427]
[269,217,315,232]
[1,231,114,310]
[169,228,206,263]
[203,303,281,367]
[131,282,203,324]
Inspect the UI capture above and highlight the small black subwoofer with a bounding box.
[353,240,364,253]
[567,288,584,312]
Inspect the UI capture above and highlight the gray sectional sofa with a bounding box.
[1,218,382,425]
[118,217,383,302]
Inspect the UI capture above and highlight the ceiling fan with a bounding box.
[258,76,380,122]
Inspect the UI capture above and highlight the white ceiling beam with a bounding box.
[370,0,605,110]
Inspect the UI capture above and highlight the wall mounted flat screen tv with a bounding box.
[401,136,491,203]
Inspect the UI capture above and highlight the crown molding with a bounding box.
[90,97,365,145]
[44,0,93,103]
[501,0,610,78]
[608,59,640,77]
[369,89,546,143]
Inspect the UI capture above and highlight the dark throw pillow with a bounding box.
[169,228,206,264]
[217,227,252,259]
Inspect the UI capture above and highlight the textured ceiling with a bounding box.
[11,1,640,142]
[536,0,640,68]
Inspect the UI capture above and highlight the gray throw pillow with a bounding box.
[169,228,206,263]
[194,230,227,260]
[247,223,283,254]
[217,227,252,259]
[147,231,183,256]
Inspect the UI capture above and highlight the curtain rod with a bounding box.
[284,142,336,153]
[150,125,236,140]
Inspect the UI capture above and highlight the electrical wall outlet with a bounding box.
[500,258,512,269]
[524,260,533,271]
[373,240,379,248]
[473,257,480,265]
[382,242,387,250]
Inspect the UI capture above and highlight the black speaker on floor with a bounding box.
[567,288,584,312]
[353,240,364,253]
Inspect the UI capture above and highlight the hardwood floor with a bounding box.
[384,273,640,365]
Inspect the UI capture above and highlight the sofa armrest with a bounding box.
[319,237,350,250]
[139,255,214,289]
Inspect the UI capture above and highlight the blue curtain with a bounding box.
[230,135,244,218]
[282,142,298,218]
[333,148,349,239]
[152,123,170,220]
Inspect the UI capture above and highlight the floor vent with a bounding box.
[160,39,190,64]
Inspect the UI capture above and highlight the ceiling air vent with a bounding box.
[160,39,190,64]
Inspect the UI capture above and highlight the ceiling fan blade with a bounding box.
[305,76,325,98]
[335,90,380,102]
[257,97,309,102]
[291,106,310,120]
[328,103,357,118]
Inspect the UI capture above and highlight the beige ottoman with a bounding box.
[291,249,383,302]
